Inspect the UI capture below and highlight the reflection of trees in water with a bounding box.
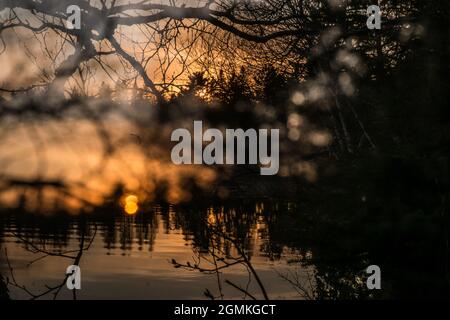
[171,205,273,300]
[0,198,158,255]
[0,198,272,256]
[170,184,448,300]
[3,224,96,300]
[1,189,448,300]
[170,202,264,253]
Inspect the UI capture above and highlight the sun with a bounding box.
[123,194,139,215]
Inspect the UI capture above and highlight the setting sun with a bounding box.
[123,195,139,215]
[125,195,138,204]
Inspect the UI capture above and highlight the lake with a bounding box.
[0,201,313,300]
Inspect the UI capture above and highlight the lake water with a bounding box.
[0,202,311,300]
